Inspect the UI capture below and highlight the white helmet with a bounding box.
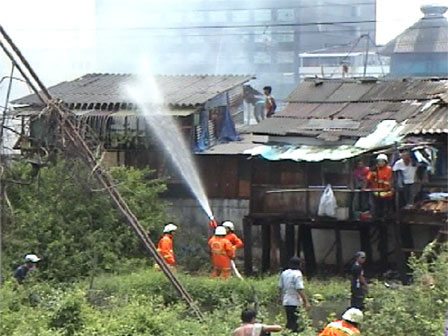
[376,153,388,162]
[222,221,234,231]
[342,308,363,324]
[215,226,227,236]
[24,254,41,263]
[163,223,178,233]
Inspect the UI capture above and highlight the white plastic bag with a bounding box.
[318,184,337,217]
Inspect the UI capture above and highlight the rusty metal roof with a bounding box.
[251,77,448,140]
[401,104,448,134]
[12,73,254,109]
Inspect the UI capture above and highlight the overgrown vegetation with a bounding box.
[0,160,446,335]
[1,242,447,335]
[2,160,167,282]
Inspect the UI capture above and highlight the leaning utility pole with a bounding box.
[0,26,203,320]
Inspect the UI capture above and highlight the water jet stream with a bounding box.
[125,72,214,221]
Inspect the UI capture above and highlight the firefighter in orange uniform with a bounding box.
[156,223,178,268]
[208,226,235,279]
[222,221,243,250]
[317,308,363,336]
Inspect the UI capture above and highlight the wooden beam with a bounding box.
[335,227,343,274]
[243,216,253,276]
[272,223,287,270]
[300,225,317,275]
[378,223,388,271]
[261,223,271,273]
[359,226,372,269]
[285,223,295,261]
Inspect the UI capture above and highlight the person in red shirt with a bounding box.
[317,308,363,336]
[156,223,177,268]
[222,221,243,250]
[367,153,393,219]
[208,226,235,279]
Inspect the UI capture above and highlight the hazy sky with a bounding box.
[0,0,446,93]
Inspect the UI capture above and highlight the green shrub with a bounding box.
[2,159,167,282]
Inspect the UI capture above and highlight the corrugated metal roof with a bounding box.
[286,80,343,102]
[381,7,448,55]
[401,105,448,134]
[252,78,448,141]
[12,73,254,109]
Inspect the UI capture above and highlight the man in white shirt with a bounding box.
[393,150,418,206]
[278,256,311,332]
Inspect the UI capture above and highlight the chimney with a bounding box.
[420,4,448,18]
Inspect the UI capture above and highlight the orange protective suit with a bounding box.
[225,232,244,249]
[157,234,175,265]
[367,165,393,198]
[317,320,360,336]
[208,236,235,279]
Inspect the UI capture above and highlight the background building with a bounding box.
[381,4,448,77]
[95,0,377,99]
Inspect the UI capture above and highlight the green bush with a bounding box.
[2,159,167,282]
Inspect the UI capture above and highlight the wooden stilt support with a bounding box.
[359,225,372,269]
[285,223,295,261]
[378,222,389,271]
[296,223,302,258]
[272,223,286,270]
[300,224,316,275]
[243,216,253,275]
[261,222,271,273]
[335,227,343,274]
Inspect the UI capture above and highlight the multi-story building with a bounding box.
[95,0,376,98]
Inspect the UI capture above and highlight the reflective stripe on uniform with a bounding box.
[327,321,359,336]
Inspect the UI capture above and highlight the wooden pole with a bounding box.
[285,223,295,261]
[359,225,372,269]
[243,216,253,275]
[300,224,316,275]
[0,26,204,320]
[272,223,285,270]
[261,222,271,272]
[335,227,343,274]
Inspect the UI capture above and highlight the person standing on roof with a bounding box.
[13,254,41,284]
[222,221,243,250]
[317,308,363,336]
[367,153,393,219]
[279,256,311,333]
[156,223,178,268]
[208,226,235,279]
[263,86,277,118]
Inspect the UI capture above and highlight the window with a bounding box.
[254,30,271,43]
[302,57,319,67]
[254,51,271,64]
[233,52,249,64]
[273,30,295,43]
[253,9,271,22]
[277,8,295,21]
[232,10,250,22]
[208,11,227,22]
[276,51,295,64]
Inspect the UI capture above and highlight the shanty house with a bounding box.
[12,73,254,178]
[205,77,448,275]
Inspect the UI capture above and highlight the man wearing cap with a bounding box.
[350,251,368,310]
[317,308,363,336]
[368,153,393,219]
[156,223,178,268]
[13,254,41,284]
